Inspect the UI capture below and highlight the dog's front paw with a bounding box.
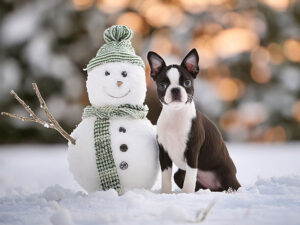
[182,186,195,194]
[161,187,172,194]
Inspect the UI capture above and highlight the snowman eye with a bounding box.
[121,71,127,77]
[105,71,110,76]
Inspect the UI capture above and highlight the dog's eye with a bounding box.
[121,71,127,77]
[159,82,167,91]
[183,80,191,88]
[105,71,110,76]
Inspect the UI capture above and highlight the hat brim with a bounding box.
[86,53,145,72]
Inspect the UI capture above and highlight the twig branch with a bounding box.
[1,112,36,122]
[32,83,76,144]
[196,198,217,222]
[1,83,76,145]
[188,197,218,223]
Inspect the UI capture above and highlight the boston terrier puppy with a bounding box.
[147,49,241,193]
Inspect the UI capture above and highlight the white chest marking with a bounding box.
[157,102,196,169]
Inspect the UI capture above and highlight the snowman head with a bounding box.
[85,25,146,107]
[86,62,146,106]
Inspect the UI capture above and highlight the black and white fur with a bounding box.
[147,49,241,193]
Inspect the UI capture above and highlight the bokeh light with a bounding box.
[1,0,300,143]
[263,126,287,142]
[213,28,259,58]
[150,31,173,56]
[116,12,146,35]
[260,0,291,11]
[144,3,183,27]
[250,64,271,84]
[180,0,228,13]
[283,39,300,63]
[96,0,129,13]
[215,78,245,101]
[292,101,300,123]
[72,0,94,10]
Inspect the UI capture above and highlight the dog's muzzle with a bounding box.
[171,88,181,101]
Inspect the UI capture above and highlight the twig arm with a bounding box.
[1,112,36,122]
[10,90,40,121]
[32,83,76,145]
[1,83,76,145]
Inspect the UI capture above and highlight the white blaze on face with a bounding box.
[164,67,188,106]
[86,62,146,107]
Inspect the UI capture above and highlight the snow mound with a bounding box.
[50,206,74,225]
[0,144,300,225]
[255,175,300,195]
[41,185,85,202]
[0,176,300,225]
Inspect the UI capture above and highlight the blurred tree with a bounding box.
[0,0,299,143]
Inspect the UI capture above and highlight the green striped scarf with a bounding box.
[82,104,148,195]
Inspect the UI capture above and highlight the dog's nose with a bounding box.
[171,88,180,96]
[171,88,181,100]
[116,81,123,87]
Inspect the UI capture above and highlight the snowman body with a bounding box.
[68,62,159,193]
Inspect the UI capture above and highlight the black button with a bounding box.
[119,127,126,133]
[119,161,128,170]
[120,144,128,152]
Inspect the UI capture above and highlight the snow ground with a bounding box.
[0,143,300,225]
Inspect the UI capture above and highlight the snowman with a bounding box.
[67,25,159,194]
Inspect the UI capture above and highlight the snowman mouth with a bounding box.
[105,89,131,98]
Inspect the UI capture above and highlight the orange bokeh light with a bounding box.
[222,12,247,28]
[263,126,287,142]
[260,0,291,11]
[192,35,216,69]
[72,0,94,10]
[283,39,300,62]
[250,64,271,84]
[116,12,146,35]
[216,78,244,101]
[219,110,240,131]
[150,33,173,56]
[213,28,259,58]
[251,47,270,65]
[144,3,183,27]
[96,0,129,13]
[180,0,227,13]
[292,101,300,123]
[202,65,231,81]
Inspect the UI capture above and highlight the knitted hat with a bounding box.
[86,25,145,72]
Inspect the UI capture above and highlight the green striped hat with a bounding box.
[86,25,145,72]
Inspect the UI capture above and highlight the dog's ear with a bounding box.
[147,51,166,80]
[181,48,199,78]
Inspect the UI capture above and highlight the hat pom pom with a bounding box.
[103,25,133,43]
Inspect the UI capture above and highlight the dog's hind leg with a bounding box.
[174,169,206,191]
[221,174,241,191]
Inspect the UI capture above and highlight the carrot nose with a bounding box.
[117,81,123,87]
